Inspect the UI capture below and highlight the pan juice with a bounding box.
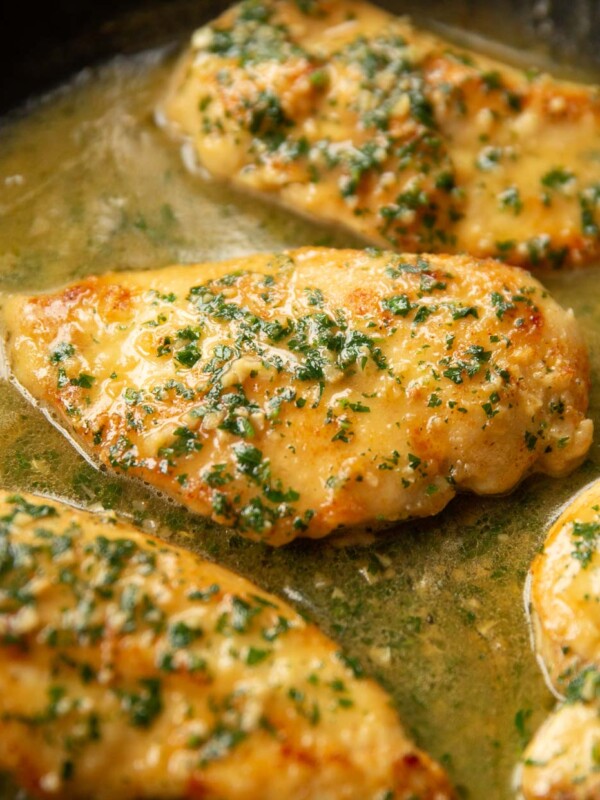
[0,34,599,800]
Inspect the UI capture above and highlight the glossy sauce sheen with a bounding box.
[163,0,600,269]
[0,491,453,799]
[2,36,600,800]
[521,478,600,798]
[0,249,593,544]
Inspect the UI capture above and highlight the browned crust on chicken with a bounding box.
[0,492,454,800]
[161,0,600,269]
[0,248,592,545]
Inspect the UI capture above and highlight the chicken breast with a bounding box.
[0,248,592,545]
[529,479,600,692]
[161,0,600,269]
[520,694,600,800]
[0,491,453,800]
[520,479,600,799]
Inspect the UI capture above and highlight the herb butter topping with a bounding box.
[0,492,452,799]
[522,479,600,797]
[0,248,592,544]
[163,0,600,268]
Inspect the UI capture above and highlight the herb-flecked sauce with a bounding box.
[0,42,599,800]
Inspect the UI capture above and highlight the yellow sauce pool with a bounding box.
[1,43,599,799]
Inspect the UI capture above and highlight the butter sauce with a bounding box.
[0,40,599,800]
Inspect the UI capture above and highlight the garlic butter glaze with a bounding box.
[0,248,592,545]
[0,492,453,800]
[521,479,600,798]
[163,0,600,268]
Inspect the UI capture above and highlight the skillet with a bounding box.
[2,1,600,797]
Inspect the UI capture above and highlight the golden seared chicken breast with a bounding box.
[520,690,600,800]
[529,479,600,692]
[520,479,600,799]
[0,491,454,800]
[161,0,600,269]
[0,248,593,545]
